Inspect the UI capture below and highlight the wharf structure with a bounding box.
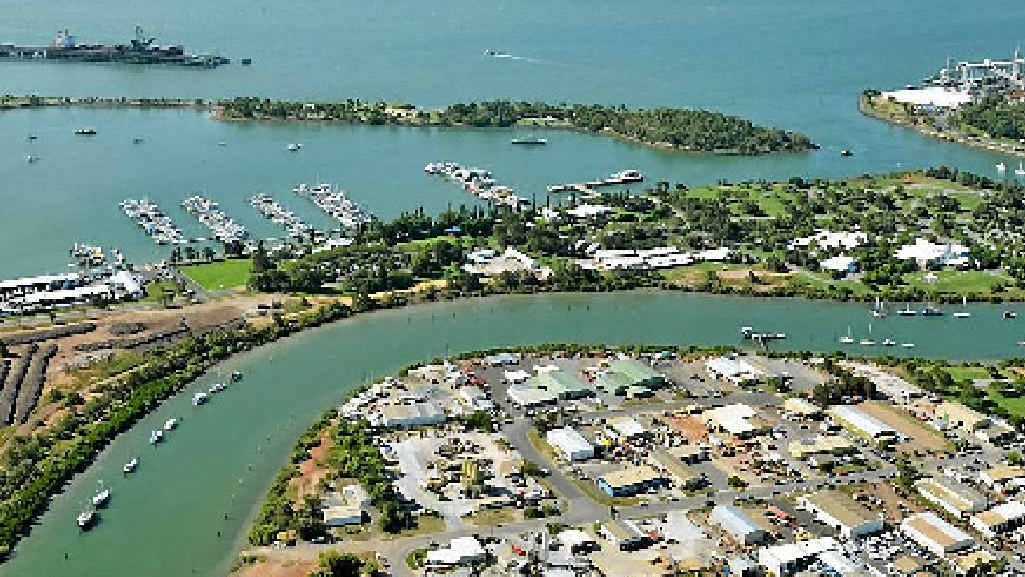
[0,27,228,67]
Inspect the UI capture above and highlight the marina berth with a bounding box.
[249,193,317,241]
[292,183,372,231]
[121,199,185,245]
[181,195,248,244]
[423,161,529,210]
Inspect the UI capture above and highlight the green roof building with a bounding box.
[597,358,666,395]
[531,370,594,400]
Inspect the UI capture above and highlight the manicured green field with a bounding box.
[181,259,253,291]
[903,270,1014,295]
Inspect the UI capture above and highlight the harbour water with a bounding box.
[3,0,1025,276]
[2,291,1025,577]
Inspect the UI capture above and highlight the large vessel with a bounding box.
[0,27,229,67]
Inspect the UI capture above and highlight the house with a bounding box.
[900,512,974,556]
[757,537,837,577]
[597,465,667,497]
[322,485,370,527]
[970,501,1025,538]
[546,427,594,462]
[915,477,988,518]
[710,505,768,545]
[801,490,884,539]
[894,238,971,269]
[820,255,858,275]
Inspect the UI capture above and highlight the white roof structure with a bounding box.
[829,405,897,440]
[695,247,731,262]
[711,505,766,544]
[704,404,758,436]
[820,255,857,273]
[608,416,646,439]
[546,427,594,461]
[426,536,486,567]
[0,272,81,291]
[901,512,974,556]
[706,356,763,384]
[758,537,837,576]
[503,369,531,384]
[566,204,613,219]
[507,384,558,407]
[971,501,1025,537]
[881,86,974,109]
[790,230,868,251]
[894,238,971,268]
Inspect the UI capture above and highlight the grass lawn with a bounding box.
[144,281,179,304]
[902,270,1013,296]
[181,259,253,291]
[941,366,994,383]
[988,387,1025,420]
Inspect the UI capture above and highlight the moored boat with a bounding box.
[123,457,138,474]
[192,391,209,406]
[149,429,164,444]
[77,508,97,530]
[92,488,111,508]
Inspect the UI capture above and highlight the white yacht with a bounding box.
[149,429,164,444]
[287,143,303,152]
[192,391,210,406]
[92,488,111,508]
[77,508,97,530]
[997,162,1007,173]
[209,382,227,394]
[163,418,178,431]
[882,338,896,346]
[839,326,855,345]
[901,342,916,348]
[123,458,138,474]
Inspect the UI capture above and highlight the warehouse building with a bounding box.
[546,427,595,462]
[788,435,855,461]
[915,477,988,518]
[529,370,594,400]
[757,537,837,577]
[607,416,647,440]
[704,404,767,438]
[506,384,559,408]
[970,501,1025,538]
[706,356,764,387]
[371,402,446,429]
[828,405,898,444]
[801,490,884,539]
[710,505,768,545]
[900,512,975,556]
[595,358,667,396]
[596,465,667,497]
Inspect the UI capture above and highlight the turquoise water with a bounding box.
[2,1,1025,276]
[2,292,1024,577]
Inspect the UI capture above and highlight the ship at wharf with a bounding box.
[0,27,229,67]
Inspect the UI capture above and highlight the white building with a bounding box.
[711,505,768,545]
[790,230,868,251]
[894,238,971,269]
[370,402,446,429]
[881,86,975,110]
[971,501,1025,538]
[820,255,858,274]
[828,405,898,443]
[757,537,837,577]
[426,536,486,568]
[546,427,594,461]
[706,356,763,386]
[704,404,761,438]
[901,512,975,556]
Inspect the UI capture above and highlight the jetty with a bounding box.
[546,169,643,194]
[120,199,184,245]
[181,196,248,244]
[249,193,318,241]
[424,162,529,211]
[292,184,371,231]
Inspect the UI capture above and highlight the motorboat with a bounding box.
[75,127,97,136]
[230,370,243,382]
[511,136,548,145]
[997,162,1007,173]
[92,488,111,508]
[192,391,210,406]
[25,154,39,164]
[901,343,916,348]
[163,418,178,431]
[149,429,164,444]
[123,458,138,474]
[287,143,303,152]
[1003,311,1017,320]
[209,382,227,394]
[77,508,97,530]
[921,305,944,317]
[840,149,853,157]
[882,339,896,346]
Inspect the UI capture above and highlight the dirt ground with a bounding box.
[293,430,335,503]
[859,401,950,454]
[235,557,316,577]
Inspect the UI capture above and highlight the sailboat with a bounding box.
[872,296,886,318]
[839,326,855,344]
[1017,162,1025,177]
[997,162,1007,173]
[860,323,876,346]
[953,296,971,318]
[897,303,917,317]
